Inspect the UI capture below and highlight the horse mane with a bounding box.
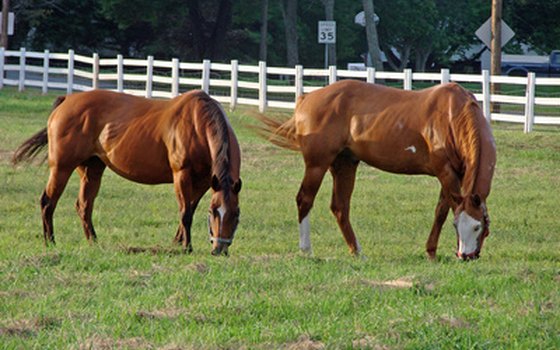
[193,92,232,192]
[450,98,484,197]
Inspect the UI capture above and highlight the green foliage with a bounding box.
[9,1,560,69]
[505,0,560,54]
[1,88,559,348]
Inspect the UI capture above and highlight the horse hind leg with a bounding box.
[296,164,329,254]
[75,157,106,243]
[41,166,73,246]
[329,153,361,256]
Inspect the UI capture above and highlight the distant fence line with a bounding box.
[1,48,559,133]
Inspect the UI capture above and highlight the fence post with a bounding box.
[295,64,303,100]
[366,67,375,84]
[202,59,210,93]
[328,65,337,85]
[403,68,412,90]
[117,54,124,92]
[42,50,49,94]
[19,47,26,92]
[0,47,4,89]
[67,49,74,94]
[524,72,536,133]
[482,70,491,123]
[146,55,153,98]
[258,61,267,113]
[440,68,450,84]
[230,59,238,111]
[92,53,99,90]
[171,58,179,97]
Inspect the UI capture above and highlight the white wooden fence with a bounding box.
[1,48,559,133]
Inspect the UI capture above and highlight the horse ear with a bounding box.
[471,194,481,207]
[211,175,221,191]
[233,178,242,194]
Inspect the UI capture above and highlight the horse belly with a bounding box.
[349,135,431,175]
[97,142,173,184]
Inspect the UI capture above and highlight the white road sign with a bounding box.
[475,17,515,49]
[0,12,15,35]
[318,21,336,44]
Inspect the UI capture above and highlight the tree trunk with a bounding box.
[322,0,336,66]
[259,0,268,62]
[362,0,383,70]
[1,0,9,49]
[187,0,233,61]
[208,0,233,60]
[281,0,299,66]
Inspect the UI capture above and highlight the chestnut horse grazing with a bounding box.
[257,80,496,260]
[13,90,242,255]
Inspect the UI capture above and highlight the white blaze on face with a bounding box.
[217,205,226,221]
[299,214,311,252]
[456,211,483,256]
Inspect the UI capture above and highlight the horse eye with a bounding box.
[453,221,458,229]
[474,224,481,232]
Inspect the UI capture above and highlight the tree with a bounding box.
[281,0,298,66]
[506,0,560,54]
[362,0,383,70]
[259,0,268,61]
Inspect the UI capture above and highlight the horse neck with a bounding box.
[452,103,495,201]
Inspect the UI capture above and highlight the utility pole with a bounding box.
[1,0,9,48]
[490,0,502,112]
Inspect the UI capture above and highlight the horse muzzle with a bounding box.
[209,236,232,256]
[457,250,480,261]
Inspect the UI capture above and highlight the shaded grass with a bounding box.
[0,87,559,349]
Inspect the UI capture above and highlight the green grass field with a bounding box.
[1,87,559,349]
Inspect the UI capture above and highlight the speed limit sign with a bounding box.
[318,21,336,44]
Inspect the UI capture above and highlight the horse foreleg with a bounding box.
[296,165,328,253]
[41,166,73,246]
[426,189,450,260]
[76,158,106,243]
[329,155,361,256]
[428,166,461,259]
[173,170,196,253]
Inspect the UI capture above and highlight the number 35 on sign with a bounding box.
[318,21,336,44]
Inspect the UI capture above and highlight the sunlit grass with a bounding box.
[0,87,559,348]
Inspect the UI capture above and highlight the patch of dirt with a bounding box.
[437,314,471,329]
[122,245,183,256]
[79,336,153,350]
[0,316,61,338]
[0,150,14,163]
[361,277,414,289]
[21,252,62,268]
[185,262,209,274]
[352,335,390,349]
[135,308,186,320]
[285,335,325,350]
[0,290,32,298]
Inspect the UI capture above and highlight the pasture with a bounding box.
[0,87,559,349]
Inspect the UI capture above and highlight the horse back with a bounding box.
[292,80,487,176]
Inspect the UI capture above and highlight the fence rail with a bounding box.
[1,48,559,133]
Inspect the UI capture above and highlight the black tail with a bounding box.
[11,95,66,165]
[12,128,49,165]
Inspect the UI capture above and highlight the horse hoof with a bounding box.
[299,247,313,256]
